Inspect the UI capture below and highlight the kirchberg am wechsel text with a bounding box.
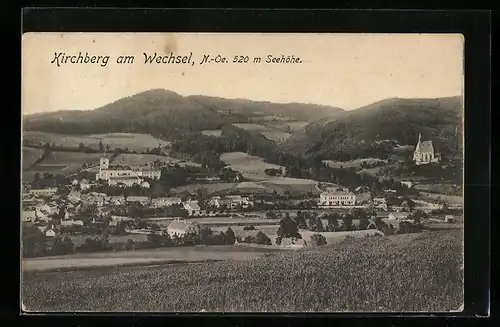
[49,52,303,67]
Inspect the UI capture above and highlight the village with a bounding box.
[21,133,462,257]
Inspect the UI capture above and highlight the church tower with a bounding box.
[100,157,109,170]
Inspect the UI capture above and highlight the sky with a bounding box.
[22,33,464,115]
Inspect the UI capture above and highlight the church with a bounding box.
[413,133,440,165]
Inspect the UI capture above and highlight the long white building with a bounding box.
[319,189,356,207]
[96,157,161,186]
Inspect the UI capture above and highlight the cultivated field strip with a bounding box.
[22,230,463,312]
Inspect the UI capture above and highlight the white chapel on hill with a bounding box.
[413,133,440,165]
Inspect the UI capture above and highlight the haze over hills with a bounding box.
[22,89,345,138]
[285,96,463,159]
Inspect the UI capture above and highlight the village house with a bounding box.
[225,195,253,209]
[29,187,58,197]
[45,228,56,237]
[21,210,37,222]
[166,219,201,238]
[400,180,414,188]
[126,196,150,205]
[79,179,95,191]
[110,195,126,205]
[67,190,82,204]
[140,181,150,189]
[209,196,226,208]
[183,200,201,216]
[319,189,356,207]
[109,215,135,227]
[445,215,455,223]
[60,219,84,227]
[151,197,182,208]
[413,133,441,165]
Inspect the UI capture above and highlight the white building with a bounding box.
[413,133,440,165]
[96,157,161,184]
[45,229,56,237]
[151,197,182,208]
[60,220,84,227]
[29,188,58,197]
[226,195,253,209]
[183,200,201,216]
[166,219,200,237]
[108,176,142,187]
[21,210,37,222]
[319,189,356,207]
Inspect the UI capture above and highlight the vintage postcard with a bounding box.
[21,32,464,312]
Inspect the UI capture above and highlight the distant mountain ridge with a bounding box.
[284,96,463,159]
[22,89,345,138]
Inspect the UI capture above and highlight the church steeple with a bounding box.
[418,133,422,143]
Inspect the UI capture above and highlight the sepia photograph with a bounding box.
[21,32,464,313]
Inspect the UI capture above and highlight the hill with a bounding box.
[22,89,344,139]
[22,229,463,312]
[285,96,463,160]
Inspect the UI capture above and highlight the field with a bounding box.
[414,183,461,195]
[201,130,222,137]
[323,158,387,169]
[260,177,321,195]
[23,131,169,152]
[232,123,291,142]
[22,229,463,312]
[112,153,199,167]
[22,147,44,170]
[221,152,284,180]
[264,120,308,132]
[22,151,104,181]
[170,182,239,195]
[22,245,282,273]
[419,192,463,205]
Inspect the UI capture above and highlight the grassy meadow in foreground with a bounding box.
[22,230,463,312]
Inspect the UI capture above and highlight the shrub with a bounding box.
[310,233,327,247]
[255,231,272,245]
[224,227,236,245]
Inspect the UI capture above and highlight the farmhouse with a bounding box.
[30,187,58,197]
[183,200,201,216]
[413,133,441,165]
[445,215,455,223]
[96,157,161,183]
[319,189,356,207]
[166,219,201,237]
[388,212,409,220]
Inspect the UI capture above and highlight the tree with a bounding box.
[358,219,370,230]
[277,216,301,240]
[307,215,324,232]
[326,217,339,232]
[225,227,236,245]
[106,144,111,152]
[342,219,355,231]
[125,239,135,250]
[255,231,272,245]
[22,225,46,257]
[99,141,105,153]
[79,143,85,151]
[310,233,327,247]
[50,236,75,255]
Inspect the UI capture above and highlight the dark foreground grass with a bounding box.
[22,230,463,312]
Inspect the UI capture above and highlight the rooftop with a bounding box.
[416,140,434,153]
